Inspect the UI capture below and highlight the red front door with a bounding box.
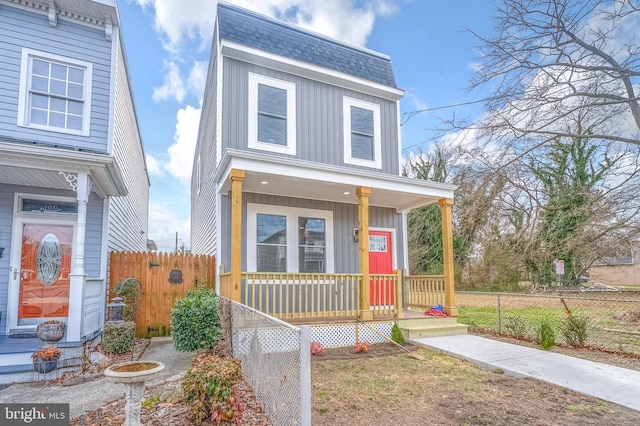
[369,230,394,305]
[18,224,73,324]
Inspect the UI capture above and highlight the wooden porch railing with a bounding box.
[404,275,445,309]
[369,273,400,316]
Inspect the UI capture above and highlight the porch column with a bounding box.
[67,172,90,341]
[438,197,458,317]
[230,169,245,302]
[356,186,373,321]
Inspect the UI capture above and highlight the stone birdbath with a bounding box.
[104,361,165,426]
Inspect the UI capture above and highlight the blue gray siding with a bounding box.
[217,192,404,274]
[0,6,111,152]
[221,58,400,174]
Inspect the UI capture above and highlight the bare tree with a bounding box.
[472,0,640,147]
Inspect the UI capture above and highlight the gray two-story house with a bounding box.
[0,0,149,372]
[192,3,462,335]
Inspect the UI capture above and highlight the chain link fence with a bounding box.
[457,291,640,355]
[220,297,311,426]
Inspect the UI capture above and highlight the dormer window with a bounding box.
[343,97,381,169]
[248,73,296,155]
[17,49,93,136]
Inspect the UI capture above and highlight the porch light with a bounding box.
[353,228,359,242]
[260,181,268,184]
[107,297,126,322]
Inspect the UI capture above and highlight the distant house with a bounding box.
[191,3,464,334]
[0,0,149,371]
[590,252,639,287]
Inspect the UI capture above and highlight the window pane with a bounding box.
[31,76,49,92]
[298,217,325,273]
[352,133,374,160]
[49,112,65,128]
[257,245,286,272]
[67,83,83,99]
[68,100,83,115]
[50,79,66,96]
[351,106,373,135]
[68,67,84,84]
[258,115,286,145]
[50,97,66,112]
[67,115,83,130]
[32,60,49,77]
[257,214,286,244]
[31,94,49,109]
[30,108,47,125]
[258,84,287,117]
[299,247,325,273]
[51,63,67,80]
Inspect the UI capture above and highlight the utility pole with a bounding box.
[175,231,178,253]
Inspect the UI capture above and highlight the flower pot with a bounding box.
[33,355,59,374]
[36,321,65,344]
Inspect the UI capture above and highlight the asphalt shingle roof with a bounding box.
[217,3,398,88]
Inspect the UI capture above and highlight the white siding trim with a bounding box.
[248,73,296,156]
[106,28,118,154]
[215,190,223,295]
[17,48,93,137]
[100,198,110,280]
[343,97,382,169]
[246,203,334,273]
[401,211,409,271]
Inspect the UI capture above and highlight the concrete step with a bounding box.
[397,316,458,328]
[401,323,469,339]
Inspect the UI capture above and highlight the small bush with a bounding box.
[562,316,588,347]
[504,316,529,340]
[112,277,142,322]
[102,321,135,354]
[391,323,405,345]
[171,287,220,352]
[182,354,245,425]
[355,341,371,353]
[310,341,325,356]
[536,320,556,350]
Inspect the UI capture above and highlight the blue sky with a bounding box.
[117,0,498,252]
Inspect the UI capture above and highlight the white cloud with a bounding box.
[152,61,186,102]
[165,104,202,185]
[145,153,163,176]
[404,87,427,111]
[186,61,208,98]
[147,201,191,252]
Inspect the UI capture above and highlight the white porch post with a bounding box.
[65,172,90,341]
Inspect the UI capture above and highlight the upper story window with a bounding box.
[343,97,382,169]
[17,49,93,136]
[248,73,296,155]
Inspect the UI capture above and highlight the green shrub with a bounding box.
[102,321,135,354]
[391,323,405,345]
[112,277,142,322]
[182,354,245,424]
[504,316,529,340]
[561,316,588,347]
[171,286,221,352]
[536,320,556,350]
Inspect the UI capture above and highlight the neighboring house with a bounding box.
[590,253,638,287]
[0,0,149,371]
[191,3,461,330]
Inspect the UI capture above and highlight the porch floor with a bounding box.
[285,308,440,325]
[0,334,41,355]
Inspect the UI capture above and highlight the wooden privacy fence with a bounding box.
[109,251,216,337]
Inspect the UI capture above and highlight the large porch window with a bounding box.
[247,204,334,273]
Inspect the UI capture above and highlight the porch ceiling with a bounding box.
[216,149,457,212]
[0,142,127,197]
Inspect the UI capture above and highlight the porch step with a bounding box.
[397,316,458,328]
[400,318,469,339]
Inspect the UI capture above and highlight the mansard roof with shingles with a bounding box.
[217,2,398,89]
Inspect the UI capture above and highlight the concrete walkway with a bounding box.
[411,334,640,412]
[0,337,195,419]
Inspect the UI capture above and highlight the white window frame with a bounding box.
[248,73,296,155]
[17,48,93,136]
[247,203,334,273]
[343,96,382,169]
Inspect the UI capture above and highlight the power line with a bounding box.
[400,97,496,126]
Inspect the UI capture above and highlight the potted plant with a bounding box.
[36,320,65,345]
[32,347,62,374]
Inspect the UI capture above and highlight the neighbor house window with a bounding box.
[343,97,381,169]
[17,49,93,136]
[248,204,333,273]
[248,73,296,155]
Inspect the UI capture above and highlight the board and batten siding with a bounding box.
[0,5,111,152]
[107,39,149,252]
[191,30,220,256]
[216,192,405,274]
[221,58,400,175]
[0,184,104,332]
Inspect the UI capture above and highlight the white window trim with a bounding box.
[343,96,382,169]
[17,48,93,137]
[248,73,296,155]
[247,203,334,273]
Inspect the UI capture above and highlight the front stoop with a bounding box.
[398,316,469,339]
